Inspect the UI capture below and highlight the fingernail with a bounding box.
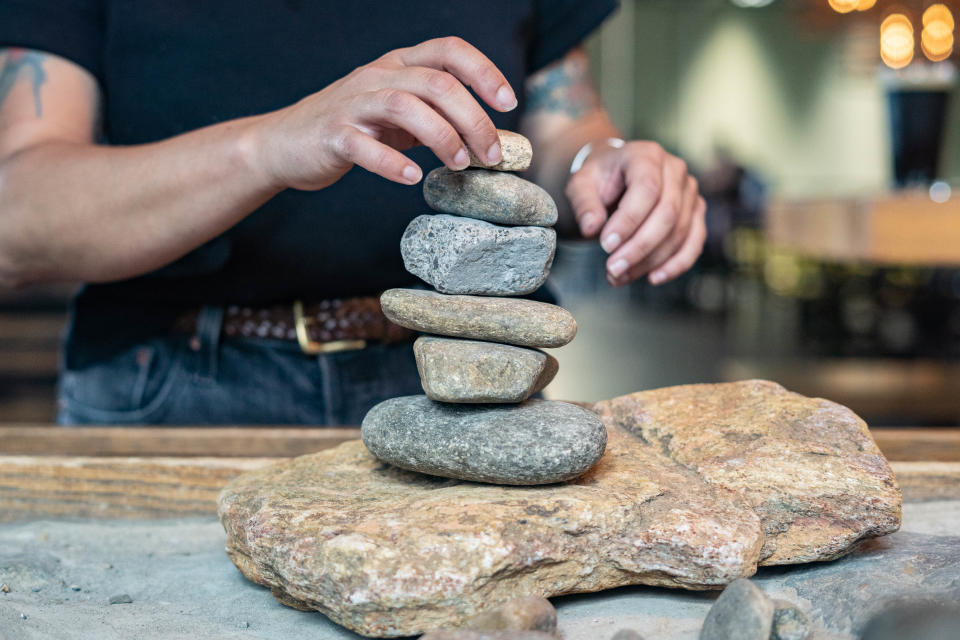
[650,270,667,285]
[580,213,598,235]
[608,258,629,278]
[600,233,622,254]
[496,85,518,111]
[402,165,422,183]
[453,148,469,169]
[486,142,501,164]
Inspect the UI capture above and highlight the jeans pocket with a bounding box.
[58,338,186,425]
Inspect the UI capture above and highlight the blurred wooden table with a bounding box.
[0,425,958,521]
[766,190,960,265]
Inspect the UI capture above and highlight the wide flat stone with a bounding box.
[401,215,555,296]
[592,380,902,565]
[360,396,606,484]
[219,423,765,636]
[217,381,903,637]
[414,336,558,403]
[380,289,577,348]
[467,129,533,171]
[424,168,557,226]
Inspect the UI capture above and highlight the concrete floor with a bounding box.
[1,501,958,640]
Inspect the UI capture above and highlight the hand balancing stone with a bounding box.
[467,129,533,171]
[361,396,606,485]
[380,289,577,348]
[424,168,557,227]
[414,336,558,403]
[401,215,555,296]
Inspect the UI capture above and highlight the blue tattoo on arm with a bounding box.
[0,49,48,117]
[525,50,600,120]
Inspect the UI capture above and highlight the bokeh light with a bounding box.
[921,4,954,61]
[856,0,877,10]
[881,13,915,69]
[829,0,860,14]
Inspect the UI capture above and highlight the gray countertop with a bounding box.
[2,501,959,640]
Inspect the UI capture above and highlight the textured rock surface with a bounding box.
[414,336,558,403]
[467,129,533,171]
[461,596,556,632]
[218,380,903,637]
[770,600,810,640]
[401,215,556,296]
[698,579,774,640]
[592,380,902,565]
[361,396,606,484]
[219,423,766,636]
[424,168,557,226]
[381,288,577,348]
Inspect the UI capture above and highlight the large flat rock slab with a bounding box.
[217,380,902,637]
[218,426,764,637]
[593,380,902,565]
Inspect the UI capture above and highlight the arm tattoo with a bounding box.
[0,48,48,117]
[524,49,601,119]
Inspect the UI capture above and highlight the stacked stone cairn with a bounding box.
[361,130,607,486]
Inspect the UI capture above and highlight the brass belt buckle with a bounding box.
[293,300,367,355]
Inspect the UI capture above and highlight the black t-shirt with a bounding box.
[0,0,616,365]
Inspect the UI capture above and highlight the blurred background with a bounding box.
[2,0,960,426]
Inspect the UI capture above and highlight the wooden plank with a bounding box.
[4,426,959,461]
[0,426,361,457]
[892,462,960,502]
[0,456,957,523]
[0,456,277,521]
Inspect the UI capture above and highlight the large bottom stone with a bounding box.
[361,396,605,484]
[414,336,558,403]
[217,381,902,637]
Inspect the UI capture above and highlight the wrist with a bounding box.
[569,137,625,174]
[234,113,287,194]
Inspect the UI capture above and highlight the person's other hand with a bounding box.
[250,37,517,191]
[565,141,707,286]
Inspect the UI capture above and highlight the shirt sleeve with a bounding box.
[0,0,104,83]
[528,0,618,73]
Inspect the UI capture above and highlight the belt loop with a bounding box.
[191,305,223,384]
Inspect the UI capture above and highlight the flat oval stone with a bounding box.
[381,289,577,348]
[415,336,558,403]
[467,129,533,171]
[424,168,557,226]
[361,396,607,485]
[401,215,555,296]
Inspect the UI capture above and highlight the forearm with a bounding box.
[519,48,621,237]
[0,115,279,286]
[524,109,620,236]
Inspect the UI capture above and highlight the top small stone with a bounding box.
[467,130,532,172]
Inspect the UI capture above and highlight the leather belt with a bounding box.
[173,297,415,355]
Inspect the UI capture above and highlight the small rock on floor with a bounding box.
[421,632,556,640]
[611,630,645,640]
[70,584,81,591]
[108,594,133,604]
[698,579,774,640]
[1,584,10,593]
[771,600,810,640]
[462,595,556,632]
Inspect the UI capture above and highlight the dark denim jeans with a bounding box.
[57,306,423,425]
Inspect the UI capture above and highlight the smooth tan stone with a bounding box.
[593,380,902,565]
[424,168,557,226]
[461,596,556,633]
[467,130,533,171]
[380,289,577,348]
[415,336,558,403]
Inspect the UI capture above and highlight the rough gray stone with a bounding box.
[467,129,533,171]
[461,596,556,632]
[415,336,558,403]
[698,579,774,640]
[400,215,555,296]
[380,289,577,348]
[770,600,809,640]
[611,631,646,640]
[108,594,133,605]
[361,396,606,485]
[424,168,557,226]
